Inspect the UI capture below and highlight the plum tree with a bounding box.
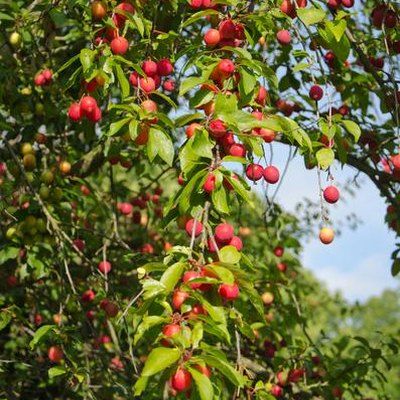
[0,0,398,399]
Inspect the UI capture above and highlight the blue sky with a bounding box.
[267,143,398,303]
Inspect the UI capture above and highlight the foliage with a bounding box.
[0,0,399,399]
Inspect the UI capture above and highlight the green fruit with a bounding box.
[36,218,46,233]
[21,143,34,155]
[41,170,54,185]
[39,186,50,200]
[9,32,21,47]
[25,172,34,183]
[25,215,37,228]
[52,187,63,202]
[35,103,44,116]
[23,154,36,170]
[21,87,32,96]
[6,227,17,240]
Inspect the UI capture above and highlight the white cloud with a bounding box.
[304,247,398,302]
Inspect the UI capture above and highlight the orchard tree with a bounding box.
[0,0,399,399]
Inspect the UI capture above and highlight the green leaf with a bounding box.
[160,262,185,293]
[238,67,256,104]
[179,76,207,96]
[191,130,213,159]
[293,62,311,72]
[109,118,131,136]
[134,376,149,396]
[297,8,326,26]
[208,265,234,284]
[191,322,203,349]
[201,354,247,387]
[211,185,230,214]
[316,148,335,169]
[114,64,130,99]
[326,19,347,42]
[29,325,55,349]
[187,366,214,400]
[224,174,254,208]
[48,366,67,378]
[141,347,181,376]
[151,91,178,109]
[134,316,166,345]
[129,119,139,140]
[342,120,361,142]
[0,246,19,264]
[182,9,220,28]
[0,311,11,331]
[391,259,400,277]
[79,49,95,73]
[219,246,241,264]
[148,128,174,166]
[175,113,204,127]
[56,54,80,76]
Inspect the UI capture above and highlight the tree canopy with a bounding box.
[0,0,399,399]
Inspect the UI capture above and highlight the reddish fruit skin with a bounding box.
[209,119,227,138]
[86,106,102,122]
[327,0,341,10]
[34,74,46,86]
[68,103,82,121]
[256,86,268,106]
[157,59,174,76]
[391,154,400,170]
[98,260,112,274]
[203,173,216,193]
[319,227,334,244]
[182,270,202,289]
[257,128,276,143]
[384,10,397,28]
[264,166,280,184]
[277,262,287,272]
[219,19,236,39]
[118,202,133,215]
[142,60,158,77]
[91,1,107,20]
[81,289,95,302]
[141,99,158,113]
[218,283,239,300]
[48,346,63,363]
[229,236,243,251]
[162,323,181,337]
[172,289,189,310]
[264,340,277,358]
[80,96,97,115]
[274,246,284,257]
[139,77,155,93]
[195,364,211,377]
[246,164,264,181]
[341,0,354,7]
[215,223,234,244]
[204,29,221,46]
[163,79,175,91]
[309,85,323,101]
[42,69,53,82]
[73,238,85,252]
[186,123,202,138]
[171,368,192,392]
[271,385,283,397]
[217,59,235,76]
[323,186,340,203]
[110,37,129,55]
[276,30,291,45]
[185,219,203,237]
[229,143,246,158]
[332,387,343,398]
